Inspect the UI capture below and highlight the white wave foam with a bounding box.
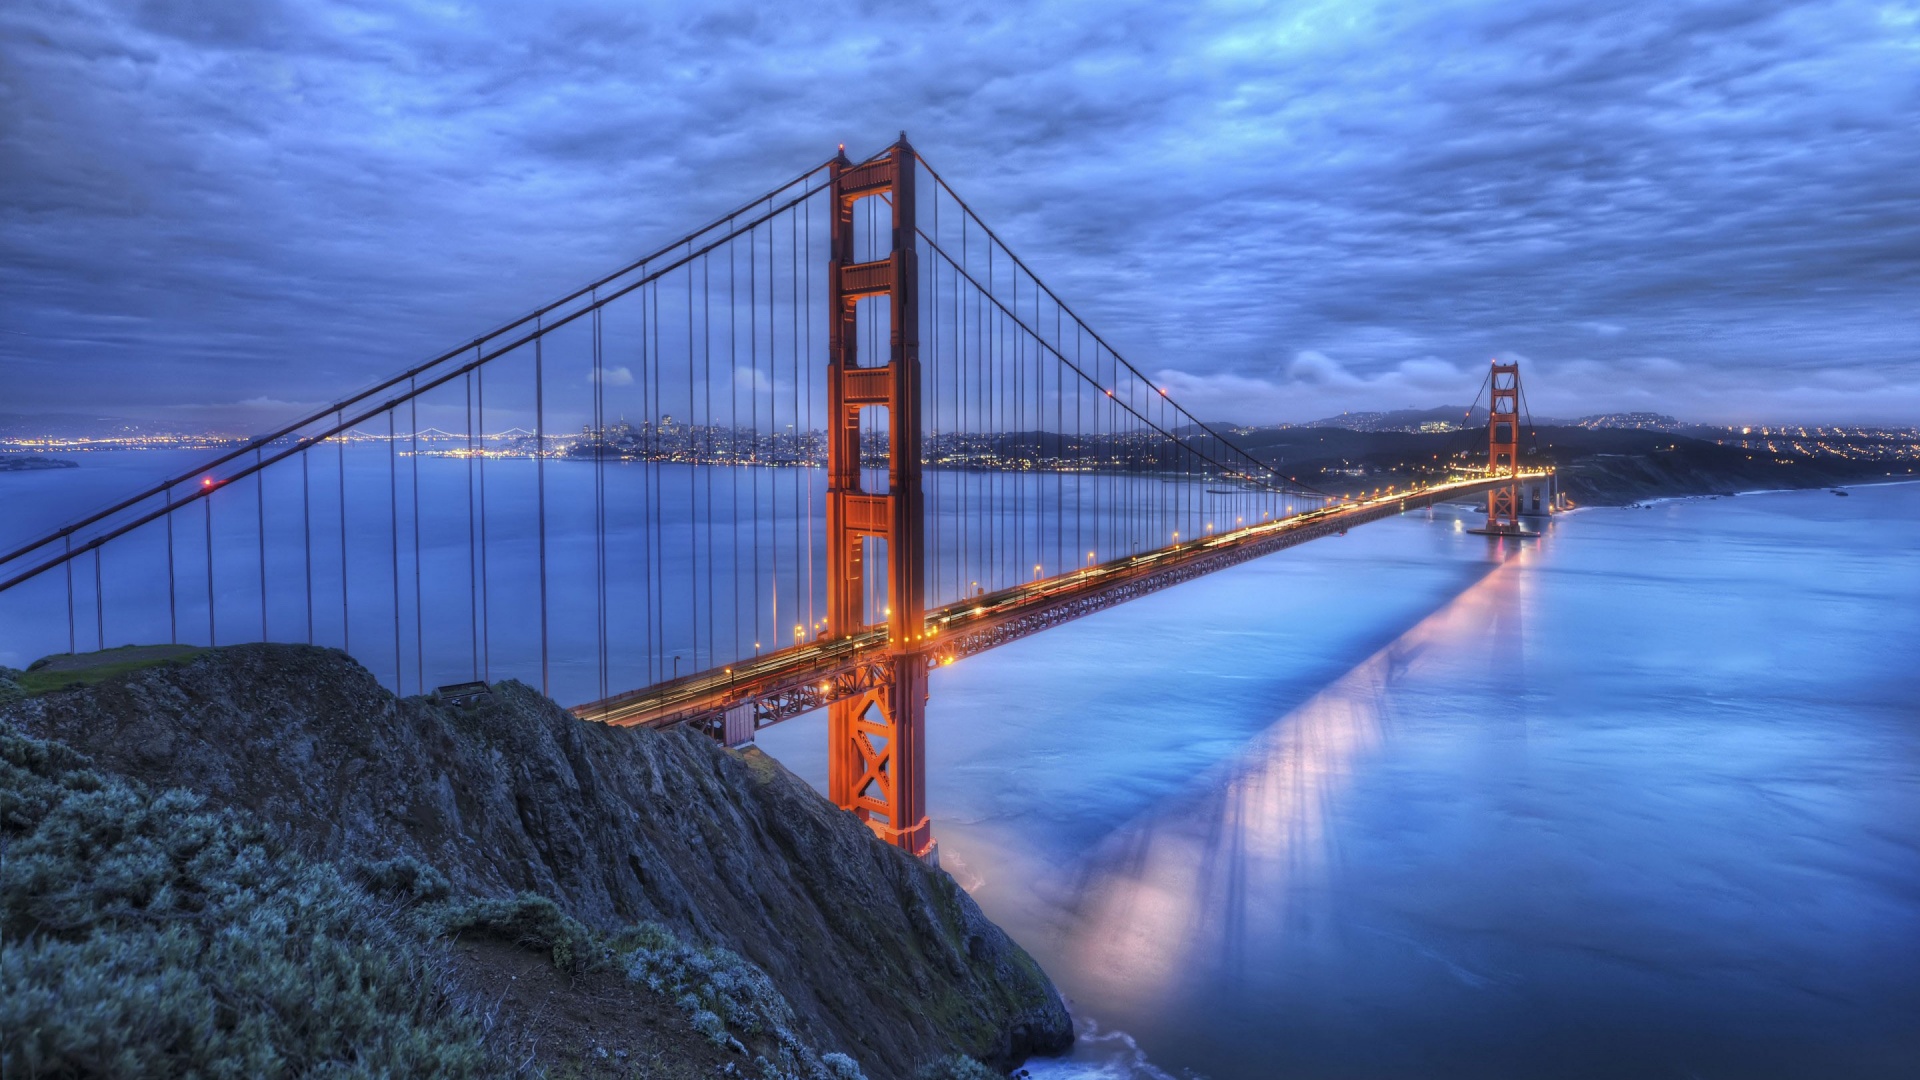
[1020,1016,1196,1080]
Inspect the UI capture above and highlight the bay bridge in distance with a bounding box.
[0,135,1555,861]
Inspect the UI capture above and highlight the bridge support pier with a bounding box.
[826,655,931,859]
[824,135,935,860]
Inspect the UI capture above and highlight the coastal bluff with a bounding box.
[1,643,1070,1078]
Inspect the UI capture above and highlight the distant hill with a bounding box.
[1300,406,1487,433]
[1571,412,1685,431]
[1220,423,1917,504]
[0,412,231,440]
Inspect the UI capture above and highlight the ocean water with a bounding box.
[7,453,1917,1077]
[759,483,1920,1079]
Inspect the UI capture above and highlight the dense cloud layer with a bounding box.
[2,0,1916,426]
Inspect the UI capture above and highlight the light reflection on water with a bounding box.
[764,484,1920,1080]
[1056,548,1527,1020]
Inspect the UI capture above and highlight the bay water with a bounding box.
[761,483,1920,1079]
[6,452,1916,1077]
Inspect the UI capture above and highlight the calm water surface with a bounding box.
[8,454,1917,1076]
[760,483,1920,1079]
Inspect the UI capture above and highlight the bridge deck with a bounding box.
[573,474,1537,735]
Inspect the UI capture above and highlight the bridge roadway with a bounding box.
[574,473,1542,737]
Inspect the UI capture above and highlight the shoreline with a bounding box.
[1560,477,1918,514]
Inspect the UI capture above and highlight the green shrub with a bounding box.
[426,892,598,972]
[622,920,795,1039]
[912,1055,1003,1080]
[0,720,499,1078]
[354,854,453,904]
[619,919,874,1078]
[822,1051,871,1080]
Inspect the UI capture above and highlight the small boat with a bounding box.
[1832,489,1850,496]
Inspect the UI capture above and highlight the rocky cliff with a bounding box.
[2,644,1070,1078]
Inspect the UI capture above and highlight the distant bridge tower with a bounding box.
[1483,359,1525,535]
[824,135,933,860]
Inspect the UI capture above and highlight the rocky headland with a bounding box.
[0,644,1071,1078]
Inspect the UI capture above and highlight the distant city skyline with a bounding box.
[3,1,1916,428]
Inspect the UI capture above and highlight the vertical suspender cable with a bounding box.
[730,230,740,661]
[686,256,697,678]
[257,448,267,641]
[594,300,607,706]
[760,210,768,645]
[65,535,74,655]
[804,192,815,637]
[704,252,715,669]
[206,495,217,646]
[645,288,656,686]
[791,200,800,649]
[389,410,402,691]
[465,367,477,680]
[167,487,178,645]
[644,281,658,681]
[477,362,490,682]
[411,384,423,693]
[94,548,104,651]
[751,219,761,655]
[986,242,996,591]
[301,452,312,645]
[536,320,550,697]
[962,194,971,599]
[652,280,665,681]
[338,413,349,654]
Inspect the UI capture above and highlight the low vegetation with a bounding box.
[0,721,497,1077]
[1,717,1008,1079]
[3,645,207,697]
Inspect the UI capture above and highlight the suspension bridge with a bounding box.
[0,135,1552,860]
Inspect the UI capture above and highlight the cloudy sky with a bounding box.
[2,0,1916,429]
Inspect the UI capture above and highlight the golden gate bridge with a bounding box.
[0,135,1550,861]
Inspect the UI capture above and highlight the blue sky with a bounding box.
[2,0,1916,428]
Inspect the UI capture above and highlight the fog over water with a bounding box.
[762,483,1920,1079]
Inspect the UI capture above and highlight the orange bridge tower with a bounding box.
[1478,359,1532,536]
[824,136,934,861]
